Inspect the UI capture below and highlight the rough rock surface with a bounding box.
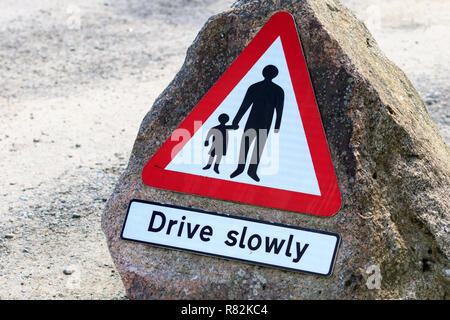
[102,0,450,299]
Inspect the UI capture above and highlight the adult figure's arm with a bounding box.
[274,89,284,133]
[232,86,253,128]
[204,128,214,146]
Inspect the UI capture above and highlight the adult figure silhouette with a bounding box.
[230,65,284,182]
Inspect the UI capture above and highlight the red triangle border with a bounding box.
[142,12,341,217]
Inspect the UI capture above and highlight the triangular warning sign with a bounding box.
[142,12,341,216]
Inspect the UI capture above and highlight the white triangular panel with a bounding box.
[166,37,320,196]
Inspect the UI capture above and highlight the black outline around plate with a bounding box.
[120,199,341,277]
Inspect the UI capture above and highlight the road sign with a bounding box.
[142,11,341,216]
[122,200,341,276]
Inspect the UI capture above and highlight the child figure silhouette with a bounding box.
[203,113,235,174]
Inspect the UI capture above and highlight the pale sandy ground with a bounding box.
[0,0,448,299]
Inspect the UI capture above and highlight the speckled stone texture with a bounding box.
[102,0,450,299]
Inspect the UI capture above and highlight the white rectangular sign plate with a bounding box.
[121,200,340,276]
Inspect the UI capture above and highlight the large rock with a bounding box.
[102,0,450,299]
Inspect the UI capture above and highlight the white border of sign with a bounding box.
[121,200,341,277]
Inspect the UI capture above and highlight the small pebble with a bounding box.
[63,267,75,275]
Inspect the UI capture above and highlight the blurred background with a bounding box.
[0,0,448,299]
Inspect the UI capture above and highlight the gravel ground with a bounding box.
[0,0,235,300]
[0,0,448,299]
